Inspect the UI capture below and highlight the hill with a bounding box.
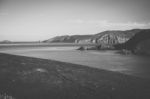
[43,35,93,43]
[0,40,12,44]
[115,29,150,55]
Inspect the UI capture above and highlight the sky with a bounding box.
[0,0,150,41]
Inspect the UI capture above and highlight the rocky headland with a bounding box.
[44,29,150,55]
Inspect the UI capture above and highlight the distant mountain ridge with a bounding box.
[0,40,12,44]
[43,35,93,43]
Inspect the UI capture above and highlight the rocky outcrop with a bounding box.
[89,29,141,49]
[91,29,140,44]
[77,46,99,50]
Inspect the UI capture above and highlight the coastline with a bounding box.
[0,53,150,99]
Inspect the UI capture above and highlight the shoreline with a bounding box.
[0,53,150,99]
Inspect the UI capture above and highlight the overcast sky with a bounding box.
[0,0,150,41]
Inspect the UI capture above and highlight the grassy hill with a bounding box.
[115,29,150,55]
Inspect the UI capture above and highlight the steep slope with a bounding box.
[85,29,141,49]
[92,29,141,44]
[115,29,150,55]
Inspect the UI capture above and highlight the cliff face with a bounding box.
[93,34,129,49]
[95,34,128,44]
[93,29,140,44]
[87,29,141,49]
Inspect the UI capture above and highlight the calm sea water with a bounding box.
[1,46,150,79]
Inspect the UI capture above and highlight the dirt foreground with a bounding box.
[0,53,150,99]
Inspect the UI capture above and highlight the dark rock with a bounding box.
[77,46,85,50]
[117,49,133,55]
[77,46,97,50]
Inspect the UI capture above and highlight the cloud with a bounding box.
[97,21,149,27]
[67,19,150,30]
